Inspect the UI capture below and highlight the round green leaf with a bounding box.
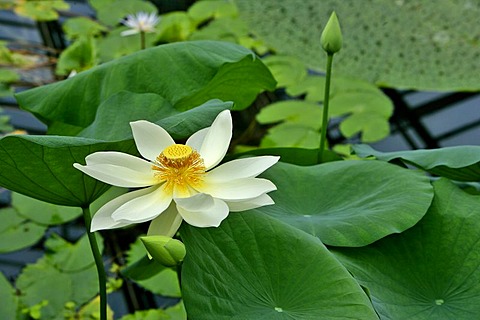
[261,55,307,88]
[17,259,97,320]
[258,160,434,246]
[257,100,323,130]
[333,179,480,319]
[354,144,480,181]
[181,212,378,319]
[62,17,108,40]
[12,192,81,226]
[0,208,46,253]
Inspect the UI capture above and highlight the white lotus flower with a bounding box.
[121,12,160,36]
[74,110,279,237]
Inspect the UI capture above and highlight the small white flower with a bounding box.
[74,110,279,236]
[121,11,160,36]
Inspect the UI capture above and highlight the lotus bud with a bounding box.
[140,235,186,267]
[321,11,343,54]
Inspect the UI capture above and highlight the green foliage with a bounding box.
[354,144,480,181]
[16,41,275,133]
[0,135,136,206]
[156,12,194,43]
[181,212,378,319]
[0,207,46,253]
[0,273,18,319]
[258,160,434,246]
[12,0,69,21]
[62,17,108,40]
[123,238,181,297]
[12,192,82,225]
[119,303,186,320]
[236,0,480,91]
[262,55,307,89]
[334,179,480,318]
[89,0,157,26]
[187,0,238,26]
[0,107,13,132]
[96,27,157,62]
[16,233,102,320]
[56,36,97,76]
[0,69,20,98]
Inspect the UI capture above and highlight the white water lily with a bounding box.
[121,12,160,36]
[74,110,279,236]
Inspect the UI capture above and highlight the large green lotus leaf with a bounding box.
[123,238,181,297]
[0,207,46,253]
[354,144,480,181]
[0,135,136,206]
[333,179,480,319]
[16,41,275,132]
[79,94,232,141]
[181,212,378,319]
[0,272,18,320]
[258,160,433,246]
[12,192,81,226]
[235,0,480,91]
[17,235,100,320]
[174,54,276,111]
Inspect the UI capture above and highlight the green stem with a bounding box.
[140,31,146,50]
[318,53,334,163]
[83,207,107,320]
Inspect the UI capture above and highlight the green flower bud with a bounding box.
[140,235,186,267]
[321,11,343,54]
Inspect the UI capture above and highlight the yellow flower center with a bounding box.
[152,144,206,197]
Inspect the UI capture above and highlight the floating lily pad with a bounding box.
[257,160,433,247]
[16,234,101,320]
[12,192,81,226]
[261,55,307,88]
[0,272,18,320]
[354,144,480,181]
[333,179,480,319]
[0,207,46,253]
[181,212,378,319]
[235,0,480,91]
